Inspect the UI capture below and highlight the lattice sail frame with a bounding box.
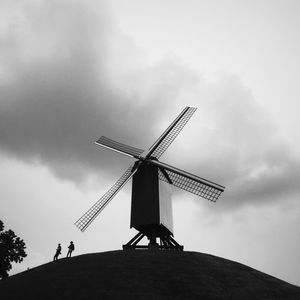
[145,107,197,159]
[96,136,144,159]
[158,169,223,202]
[75,166,137,231]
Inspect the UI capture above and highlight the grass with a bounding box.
[0,250,299,299]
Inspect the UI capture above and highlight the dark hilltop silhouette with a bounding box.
[0,250,299,300]
[2,108,298,299]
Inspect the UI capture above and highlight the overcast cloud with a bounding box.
[0,0,299,210]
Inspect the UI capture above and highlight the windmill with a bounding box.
[75,107,225,250]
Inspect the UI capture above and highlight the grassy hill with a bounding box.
[0,250,299,299]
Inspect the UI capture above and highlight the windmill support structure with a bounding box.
[122,231,183,251]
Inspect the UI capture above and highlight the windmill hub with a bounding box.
[75,107,225,250]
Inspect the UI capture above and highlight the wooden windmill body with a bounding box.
[75,107,225,250]
[131,163,173,239]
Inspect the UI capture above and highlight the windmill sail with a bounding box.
[153,160,224,202]
[145,106,197,159]
[75,165,138,231]
[96,136,144,159]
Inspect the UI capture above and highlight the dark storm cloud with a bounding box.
[0,1,299,208]
[214,78,300,208]
[0,0,171,180]
[177,76,300,209]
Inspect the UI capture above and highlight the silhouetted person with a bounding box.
[53,243,61,261]
[66,241,75,257]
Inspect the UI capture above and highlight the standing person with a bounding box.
[66,241,75,258]
[53,243,61,261]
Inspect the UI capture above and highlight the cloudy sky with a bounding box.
[1,0,299,286]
